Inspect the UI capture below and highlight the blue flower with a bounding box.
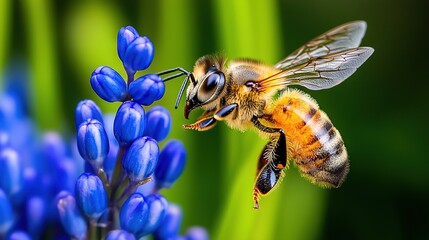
[75,173,108,219]
[155,140,187,189]
[122,36,154,73]
[26,196,47,237]
[106,229,136,240]
[119,193,149,234]
[74,99,104,130]
[77,119,109,171]
[129,74,165,106]
[144,106,172,142]
[113,101,146,147]
[136,193,168,237]
[7,230,31,240]
[122,136,159,183]
[90,66,127,102]
[0,189,14,235]
[153,203,182,239]
[0,148,23,203]
[185,227,209,240]
[117,26,140,64]
[56,191,87,240]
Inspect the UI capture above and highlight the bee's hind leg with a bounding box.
[251,116,287,209]
[183,103,238,131]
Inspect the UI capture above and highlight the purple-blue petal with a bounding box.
[143,106,171,142]
[0,148,24,202]
[0,189,14,235]
[117,26,140,62]
[122,136,159,183]
[129,74,165,106]
[74,99,104,130]
[77,119,109,171]
[185,226,209,240]
[113,101,146,147]
[106,229,136,240]
[155,140,187,189]
[136,193,168,237]
[90,66,127,102]
[75,173,108,219]
[56,191,87,240]
[119,193,149,234]
[153,203,182,239]
[122,37,154,72]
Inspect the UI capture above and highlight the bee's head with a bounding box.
[184,55,227,119]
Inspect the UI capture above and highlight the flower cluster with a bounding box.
[0,61,81,239]
[57,26,208,239]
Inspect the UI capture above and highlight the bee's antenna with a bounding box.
[157,67,195,109]
[175,74,189,109]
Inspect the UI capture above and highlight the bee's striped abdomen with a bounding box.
[267,89,349,187]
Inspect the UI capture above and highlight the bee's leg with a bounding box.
[183,104,238,131]
[213,103,238,121]
[251,116,287,209]
[183,117,217,131]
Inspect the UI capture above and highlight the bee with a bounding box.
[159,21,373,208]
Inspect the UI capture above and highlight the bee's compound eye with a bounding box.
[197,72,225,103]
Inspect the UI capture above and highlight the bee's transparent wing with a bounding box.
[275,21,367,71]
[258,47,374,91]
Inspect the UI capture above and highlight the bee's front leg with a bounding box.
[183,117,217,131]
[183,103,238,131]
[251,116,287,209]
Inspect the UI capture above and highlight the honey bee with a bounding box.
[159,21,373,208]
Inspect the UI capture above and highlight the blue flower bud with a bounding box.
[122,136,159,183]
[136,193,168,237]
[0,94,24,129]
[74,99,104,130]
[56,191,87,240]
[114,101,146,146]
[155,140,186,189]
[122,36,154,72]
[129,74,165,106]
[106,230,136,240]
[7,230,31,240]
[90,66,127,102]
[117,26,139,63]
[143,106,171,142]
[77,119,109,171]
[75,173,108,219]
[154,204,182,239]
[26,196,47,238]
[185,227,209,240]
[0,148,23,202]
[0,132,9,148]
[2,59,30,120]
[0,189,14,235]
[119,193,149,234]
[41,132,67,162]
[55,157,79,193]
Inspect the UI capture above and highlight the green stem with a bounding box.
[109,147,126,202]
[88,220,97,240]
[97,168,111,198]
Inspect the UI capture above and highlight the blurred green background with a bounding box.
[1,0,428,239]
